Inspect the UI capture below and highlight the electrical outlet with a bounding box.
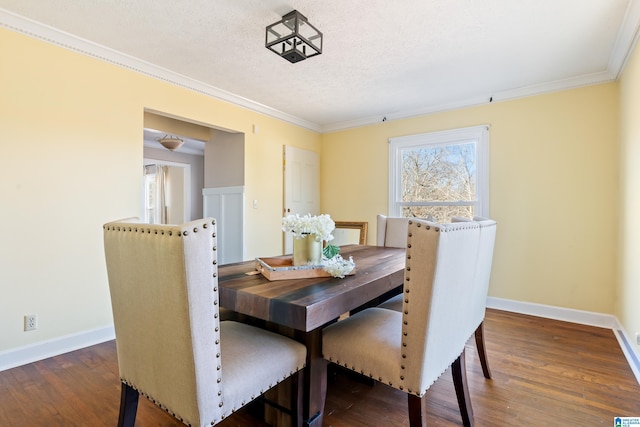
[636,332,640,346]
[24,314,37,331]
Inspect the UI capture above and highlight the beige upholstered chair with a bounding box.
[376,214,413,248]
[376,214,435,247]
[372,215,416,305]
[378,216,497,380]
[323,219,482,427]
[375,214,433,306]
[103,218,307,427]
[459,216,497,379]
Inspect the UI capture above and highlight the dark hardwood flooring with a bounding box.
[1,309,639,426]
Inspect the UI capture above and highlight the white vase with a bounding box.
[293,234,322,266]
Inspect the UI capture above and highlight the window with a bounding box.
[388,125,489,222]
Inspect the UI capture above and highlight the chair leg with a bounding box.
[117,382,139,427]
[474,321,492,379]
[452,349,474,427]
[290,369,304,427]
[407,393,426,427]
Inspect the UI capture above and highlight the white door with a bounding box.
[283,146,320,254]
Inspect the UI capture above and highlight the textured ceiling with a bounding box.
[1,0,639,132]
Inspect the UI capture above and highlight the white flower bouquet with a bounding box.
[282,213,356,278]
[282,213,335,242]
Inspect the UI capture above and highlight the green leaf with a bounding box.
[323,244,340,259]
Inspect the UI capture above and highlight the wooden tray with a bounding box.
[255,256,332,281]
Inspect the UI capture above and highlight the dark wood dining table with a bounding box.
[218,244,406,427]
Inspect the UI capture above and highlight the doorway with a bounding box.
[143,111,245,263]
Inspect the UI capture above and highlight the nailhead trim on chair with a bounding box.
[401,221,422,393]
[108,218,308,426]
[121,378,191,426]
[106,219,225,427]
[400,220,478,397]
[210,217,224,427]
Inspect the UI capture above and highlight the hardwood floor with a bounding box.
[1,309,639,426]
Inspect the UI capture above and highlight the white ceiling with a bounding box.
[1,1,639,133]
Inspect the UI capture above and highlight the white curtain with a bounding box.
[144,164,168,224]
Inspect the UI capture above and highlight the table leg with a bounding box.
[298,328,327,427]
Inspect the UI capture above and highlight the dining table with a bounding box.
[218,244,406,427]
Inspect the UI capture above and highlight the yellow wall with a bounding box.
[619,40,640,349]
[321,84,619,314]
[0,28,320,351]
[0,23,630,357]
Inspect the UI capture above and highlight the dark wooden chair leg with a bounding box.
[290,369,304,427]
[407,393,426,427]
[117,382,139,427]
[452,349,473,427]
[474,321,492,379]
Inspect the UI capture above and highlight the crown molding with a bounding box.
[610,0,640,78]
[321,95,492,133]
[0,8,322,133]
[321,69,618,133]
[323,1,640,133]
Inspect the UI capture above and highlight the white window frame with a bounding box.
[388,125,489,218]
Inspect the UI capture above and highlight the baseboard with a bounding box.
[486,297,619,328]
[487,297,640,384]
[613,327,640,384]
[0,325,115,372]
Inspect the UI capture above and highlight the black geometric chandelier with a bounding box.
[265,10,323,63]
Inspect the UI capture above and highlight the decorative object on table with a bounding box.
[322,254,356,278]
[255,254,356,281]
[279,213,356,278]
[293,232,324,266]
[256,256,335,281]
[282,213,335,266]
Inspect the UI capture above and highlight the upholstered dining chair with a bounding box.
[323,219,482,427]
[332,221,369,245]
[376,214,413,248]
[378,216,497,380]
[377,214,419,298]
[103,218,307,427]
[375,214,433,305]
[454,216,497,379]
